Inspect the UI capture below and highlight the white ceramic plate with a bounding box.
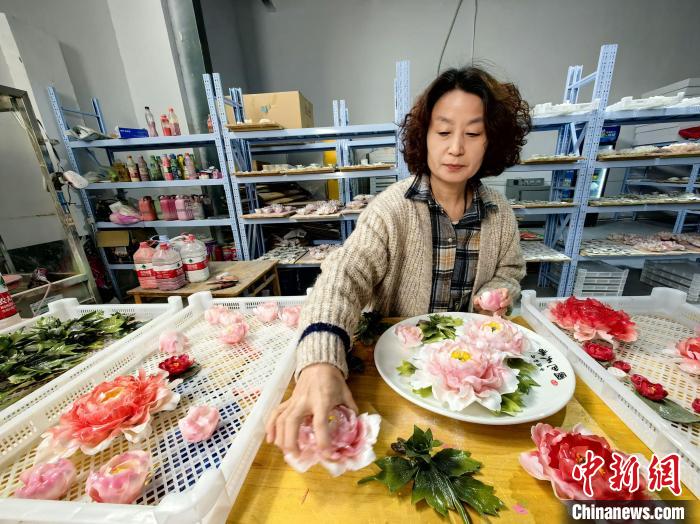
[374,312,576,425]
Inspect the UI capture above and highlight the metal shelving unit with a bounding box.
[48,74,243,299]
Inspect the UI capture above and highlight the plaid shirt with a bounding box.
[405,174,496,312]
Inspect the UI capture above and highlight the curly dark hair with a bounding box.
[401,66,531,179]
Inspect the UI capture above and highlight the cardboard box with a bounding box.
[226,91,314,129]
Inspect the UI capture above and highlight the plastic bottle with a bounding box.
[139,196,157,221]
[161,114,172,136]
[145,106,158,137]
[137,156,150,181]
[191,195,206,219]
[169,154,181,180]
[180,235,210,282]
[207,114,213,133]
[149,155,162,181]
[168,107,181,136]
[184,153,196,179]
[159,195,177,221]
[113,161,130,182]
[161,155,173,180]
[152,242,187,290]
[177,154,186,176]
[0,272,21,329]
[175,195,194,220]
[133,242,157,289]
[126,156,139,182]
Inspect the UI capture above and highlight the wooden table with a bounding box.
[127,260,281,303]
[228,317,698,523]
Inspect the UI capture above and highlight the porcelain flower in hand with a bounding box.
[178,405,221,442]
[86,450,152,504]
[463,316,525,357]
[255,301,279,322]
[159,330,190,355]
[219,321,249,344]
[280,306,302,328]
[476,288,510,313]
[674,336,700,374]
[14,459,76,500]
[285,406,381,477]
[409,337,519,411]
[395,324,423,348]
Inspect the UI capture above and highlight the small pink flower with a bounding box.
[476,288,510,312]
[463,316,526,357]
[86,450,152,504]
[255,301,279,323]
[178,405,221,442]
[284,406,381,477]
[159,330,190,355]
[394,324,423,348]
[219,321,249,345]
[14,459,76,500]
[204,305,229,326]
[280,306,302,328]
[675,336,700,374]
[220,310,246,326]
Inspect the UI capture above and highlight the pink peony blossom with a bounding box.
[219,310,246,326]
[86,450,152,504]
[204,305,230,325]
[409,337,519,411]
[159,330,190,355]
[36,369,180,461]
[284,406,381,477]
[14,459,76,500]
[219,321,249,344]
[519,423,649,500]
[254,301,279,323]
[462,316,526,357]
[674,336,700,374]
[394,324,423,348]
[280,306,302,328]
[178,405,221,442]
[475,288,510,312]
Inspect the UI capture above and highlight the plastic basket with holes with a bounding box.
[0,296,183,427]
[0,291,303,523]
[521,287,700,497]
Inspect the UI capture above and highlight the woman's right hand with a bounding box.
[265,362,358,457]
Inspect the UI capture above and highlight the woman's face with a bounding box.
[426,89,487,186]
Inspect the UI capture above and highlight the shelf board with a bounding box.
[512,205,578,216]
[95,219,232,229]
[86,179,225,190]
[595,155,700,169]
[585,201,700,213]
[241,215,358,225]
[108,263,135,270]
[530,113,594,131]
[233,169,397,184]
[626,180,700,189]
[603,106,700,125]
[506,160,585,172]
[226,123,397,143]
[67,133,217,150]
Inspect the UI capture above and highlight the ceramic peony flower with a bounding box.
[693,398,700,414]
[285,406,381,477]
[204,305,230,325]
[219,321,249,345]
[630,374,668,401]
[86,450,152,504]
[159,330,190,355]
[612,360,631,373]
[547,297,638,347]
[462,316,525,357]
[14,459,76,500]
[36,369,180,461]
[254,301,279,323]
[219,310,246,326]
[280,306,302,328]
[394,324,423,348]
[409,337,519,411]
[475,288,510,313]
[674,336,700,374]
[519,423,649,500]
[582,342,615,362]
[178,405,221,442]
[158,354,195,378]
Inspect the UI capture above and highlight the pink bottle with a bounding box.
[139,196,157,221]
[161,114,172,136]
[152,242,187,290]
[168,107,181,135]
[159,195,177,221]
[133,242,157,289]
[175,195,194,221]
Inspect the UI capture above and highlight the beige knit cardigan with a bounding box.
[296,176,526,378]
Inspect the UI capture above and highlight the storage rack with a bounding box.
[48,75,243,299]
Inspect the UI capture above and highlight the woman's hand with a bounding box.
[473,288,511,316]
[265,363,358,457]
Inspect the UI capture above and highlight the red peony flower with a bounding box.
[612,360,631,373]
[158,354,195,378]
[630,374,668,401]
[519,423,649,500]
[582,342,615,362]
[692,398,700,413]
[547,297,638,347]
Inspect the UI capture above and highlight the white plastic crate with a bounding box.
[521,288,700,497]
[0,291,303,524]
[642,261,700,302]
[641,269,700,303]
[551,261,628,297]
[0,297,183,426]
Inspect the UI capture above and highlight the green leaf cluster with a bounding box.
[493,358,540,417]
[417,314,463,344]
[354,311,392,345]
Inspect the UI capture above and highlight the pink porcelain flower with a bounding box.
[219,310,246,326]
[255,301,279,322]
[285,406,381,477]
[394,324,423,348]
[178,405,221,442]
[674,336,700,374]
[36,369,181,461]
[86,450,152,504]
[519,423,649,500]
[219,321,249,344]
[204,305,229,325]
[14,459,76,500]
[409,337,519,411]
[159,330,190,355]
[280,305,302,328]
[463,316,526,357]
[475,288,510,312]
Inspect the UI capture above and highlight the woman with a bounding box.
[266,66,530,457]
